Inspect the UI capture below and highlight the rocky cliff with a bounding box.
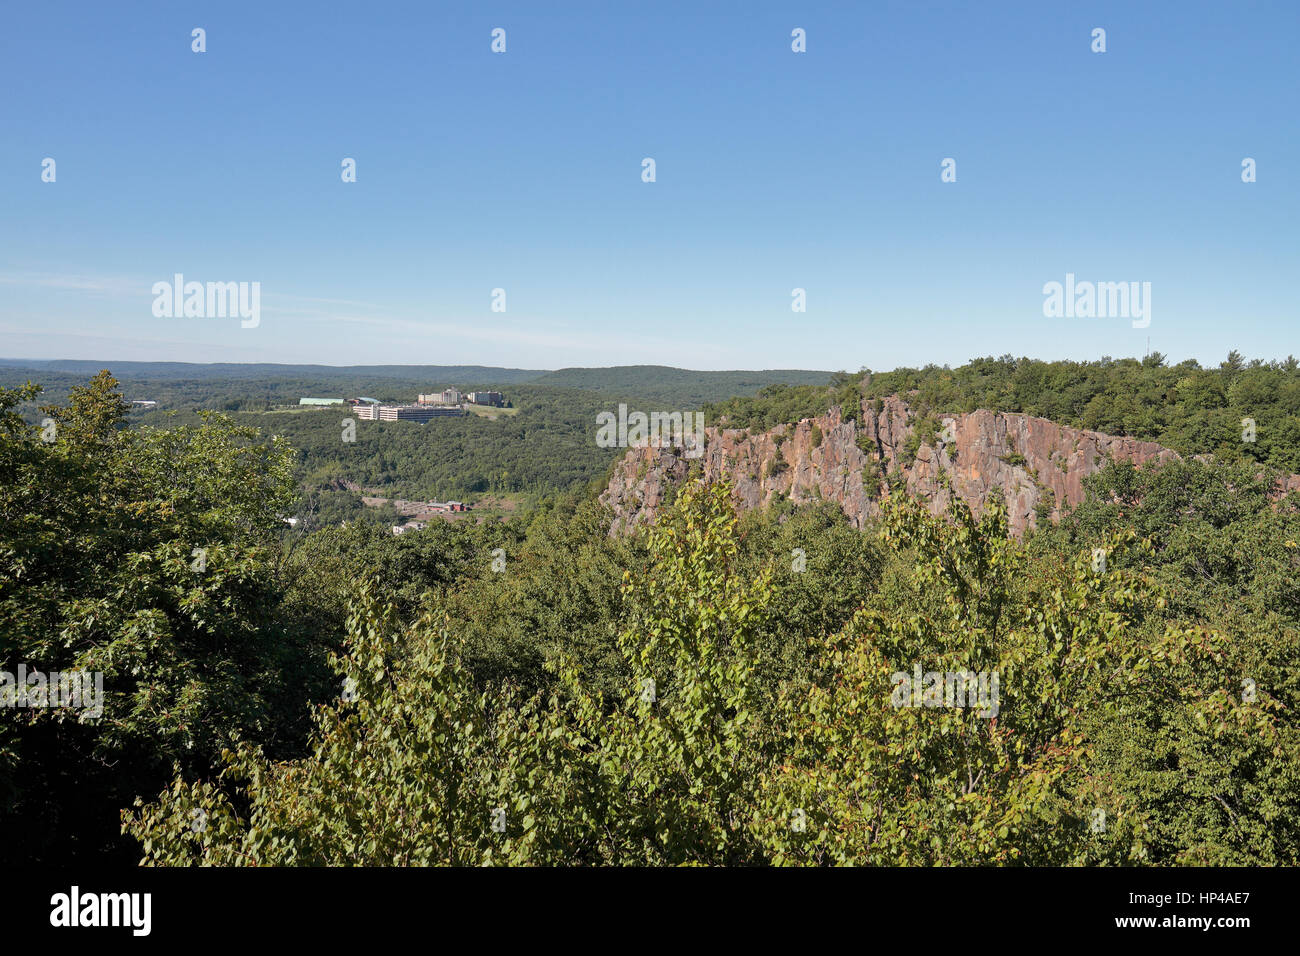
[600,395,1192,536]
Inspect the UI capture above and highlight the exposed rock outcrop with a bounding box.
[601,395,1193,536]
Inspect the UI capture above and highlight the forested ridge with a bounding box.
[2,363,1297,866]
[708,353,1300,471]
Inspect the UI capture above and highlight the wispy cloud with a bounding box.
[262,293,384,310]
[0,272,739,362]
[259,304,714,356]
[0,272,144,296]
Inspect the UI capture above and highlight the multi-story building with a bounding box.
[357,404,466,422]
[417,388,462,405]
[467,391,504,407]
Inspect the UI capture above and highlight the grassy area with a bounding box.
[463,404,520,419]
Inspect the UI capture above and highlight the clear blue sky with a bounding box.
[1,0,1296,371]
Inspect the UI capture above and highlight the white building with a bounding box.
[418,388,462,405]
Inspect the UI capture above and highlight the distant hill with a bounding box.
[0,361,836,409]
[0,360,547,383]
[532,366,834,405]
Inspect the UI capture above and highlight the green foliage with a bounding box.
[762,457,789,480]
[581,481,775,863]
[531,366,831,407]
[125,481,777,865]
[758,492,1295,865]
[1029,458,1300,862]
[124,468,1300,866]
[0,372,329,863]
[429,496,633,700]
[896,414,942,467]
[709,377,865,432]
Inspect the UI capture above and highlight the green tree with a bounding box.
[0,373,318,863]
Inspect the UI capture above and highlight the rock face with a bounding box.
[600,395,1185,537]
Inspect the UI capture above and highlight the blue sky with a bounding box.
[1,0,1296,371]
